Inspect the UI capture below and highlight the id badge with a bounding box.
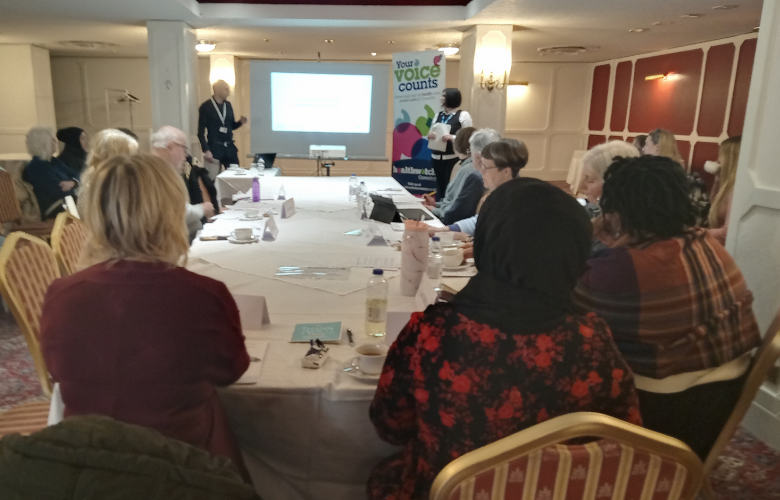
[219,126,228,133]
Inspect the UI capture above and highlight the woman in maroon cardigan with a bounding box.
[40,154,251,480]
[368,178,642,500]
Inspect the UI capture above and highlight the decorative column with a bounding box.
[146,21,199,140]
[457,25,513,135]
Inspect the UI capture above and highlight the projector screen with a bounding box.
[249,61,389,160]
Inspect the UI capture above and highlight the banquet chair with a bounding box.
[0,401,50,439]
[699,311,780,500]
[0,231,61,398]
[51,212,88,276]
[430,412,704,500]
[0,168,53,240]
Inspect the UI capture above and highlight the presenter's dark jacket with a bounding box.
[22,156,79,220]
[197,98,243,160]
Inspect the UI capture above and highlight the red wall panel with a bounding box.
[610,61,633,132]
[691,142,721,193]
[677,140,691,169]
[728,38,758,137]
[589,64,611,131]
[698,44,736,137]
[628,49,704,135]
[588,135,606,149]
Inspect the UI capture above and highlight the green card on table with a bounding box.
[290,321,343,343]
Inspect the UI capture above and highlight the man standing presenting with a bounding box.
[151,126,214,241]
[198,80,247,171]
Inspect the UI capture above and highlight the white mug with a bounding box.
[245,209,260,219]
[232,228,253,241]
[355,343,389,375]
[441,247,464,267]
[229,163,240,170]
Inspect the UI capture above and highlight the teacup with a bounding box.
[441,247,464,267]
[232,228,254,241]
[245,209,260,219]
[438,232,455,246]
[355,343,389,375]
[229,163,240,170]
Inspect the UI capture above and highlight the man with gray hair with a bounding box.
[423,127,500,225]
[150,126,214,239]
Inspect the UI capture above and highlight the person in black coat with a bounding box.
[56,127,88,174]
[183,156,219,222]
[197,80,247,172]
[23,127,80,220]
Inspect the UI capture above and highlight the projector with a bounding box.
[309,145,346,160]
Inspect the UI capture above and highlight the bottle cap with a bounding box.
[360,181,366,185]
[351,173,356,176]
[373,269,384,275]
[432,236,440,241]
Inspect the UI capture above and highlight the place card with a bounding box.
[281,197,296,219]
[363,221,388,246]
[290,321,343,343]
[263,214,279,241]
[277,184,286,200]
[232,294,271,329]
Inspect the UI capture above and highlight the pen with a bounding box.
[346,328,355,346]
[426,190,436,197]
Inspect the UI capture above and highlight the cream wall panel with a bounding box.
[509,134,547,174]
[506,64,553,131]
[31,47,56,128]
[551,65,590,131]
[51,60,85,126]
[0,46,36,131]
[547,133,587,175]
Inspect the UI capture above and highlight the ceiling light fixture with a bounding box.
[195,40,216,52]
[681,14,702,18]
[437,45,460,56]
[324,39,333,43]
[629,28,649,33]
[371,52,377,56]
[712,5,738,9]
[387,40,395,44]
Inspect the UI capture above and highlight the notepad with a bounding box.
[234,340,269,385]
[290,321,343,343]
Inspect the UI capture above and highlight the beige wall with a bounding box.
[0,45,56,155]
[505,62,592,181]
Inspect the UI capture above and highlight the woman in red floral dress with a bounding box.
[368,178,642,500]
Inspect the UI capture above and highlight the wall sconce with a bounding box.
[645,72,674,81]
[210,55,236,88]
[480,71,508,91]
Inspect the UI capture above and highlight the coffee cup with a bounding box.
[441,247,464,267]
[438,232,455,246]
[229,163,240,170]
[232,228,253,241]
[355,343,389,375]
[245,209,260,219]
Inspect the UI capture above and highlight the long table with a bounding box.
[188,177,447,499]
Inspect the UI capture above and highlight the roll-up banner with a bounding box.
[391,50,445,196]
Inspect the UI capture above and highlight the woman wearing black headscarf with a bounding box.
[368,178,642,500]
[56,127,88,174]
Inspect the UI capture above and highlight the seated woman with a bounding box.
[369,178,641,500]
[56,127,89,174]
[22,127,80,220]
[708,136,741,245]
[77,128,139,214]
[423,128,496,225]
[40,154,251,480]
[429,138,529,239]
[644,128,710,226]
[575,155,761,459]
[577,140,640,218]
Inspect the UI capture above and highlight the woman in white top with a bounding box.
[426,88,473,200]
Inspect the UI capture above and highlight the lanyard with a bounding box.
[211,98,227,126]
[440,111,456,125]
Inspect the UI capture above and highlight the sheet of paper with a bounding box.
[353,256,401,270]
[290,321,343,343]
[234,340,269,385]
[428,122,451,152]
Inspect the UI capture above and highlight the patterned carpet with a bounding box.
[1,308,779,498]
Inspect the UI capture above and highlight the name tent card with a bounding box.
[290,321,343,343]
[363,221,388,246]
[281,197,296,219]
[278,185,286,200]
[232,294,271,329]
[263,214,280,241]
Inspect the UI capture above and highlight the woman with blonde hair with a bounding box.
[578,140,640,208]
[708,136,741,244]
[40,154,251,481]
[78,129,138,212]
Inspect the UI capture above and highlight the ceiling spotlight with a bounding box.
[712,4,738,9]
[195,40,216,53]
[371,52,377,56]
[629,28,649,33]
[652,21,673,26]
[438,45,459,56]
[324,39,333,43]
[752,26,760,32]
[387,40,395,44]
[264,39,269,42]
[681,14,702,18]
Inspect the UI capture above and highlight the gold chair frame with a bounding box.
[430,411,704,500]
[0,232,61,398]
[50,211,87,276]
[699,313,780,499]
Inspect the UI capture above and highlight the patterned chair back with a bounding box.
[0,232,61,398]
[51,212,89,276]
[0,168,23,224]
[431,413,704,500]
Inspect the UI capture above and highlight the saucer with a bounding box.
[239,216,262,221]
[443,264,470,272]
[233,170,248,176]
[228,235,258,244]
[342,358,380,382]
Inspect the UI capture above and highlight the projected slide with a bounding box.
[271,73,373,134]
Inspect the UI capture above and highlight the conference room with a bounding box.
[1,1,780,499]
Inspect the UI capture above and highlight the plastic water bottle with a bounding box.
[252,177,260,202]
[366,269,388,337]
[356,181,369,218]
[349,174,358,201]
[427,236,443,285]
[359,181,368,201]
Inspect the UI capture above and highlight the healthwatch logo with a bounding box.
[394,57,441,92]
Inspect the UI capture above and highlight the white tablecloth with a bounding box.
[188,177,459,500]
[215,167,282,202]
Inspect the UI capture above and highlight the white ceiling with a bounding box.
[0,0,762,63]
